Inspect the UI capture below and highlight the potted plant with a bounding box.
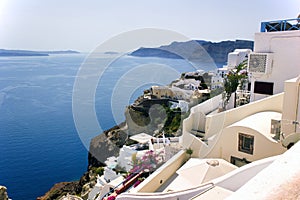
[186,148,193,158]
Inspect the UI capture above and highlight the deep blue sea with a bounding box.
[0,53,220,199]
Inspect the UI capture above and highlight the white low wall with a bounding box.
[116,183,214,200]
[116,156,278,200]
[130,150,187,193]
[199,93,284,158]
[212,156,278,192]
[227,141,300,200]
[116,155,280,200]
[181,93,284,159]
[182,94,222,150]
[205,93,283,138]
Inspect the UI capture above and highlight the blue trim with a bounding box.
[261,18,300,32]
[260,22,266,32]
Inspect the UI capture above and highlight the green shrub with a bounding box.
[95,167,104,176]
[186,148,193,158]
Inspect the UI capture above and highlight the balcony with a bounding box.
[261,18,300,32]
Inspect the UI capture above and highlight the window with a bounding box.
[230,156,251,167]
[254,81,274,95]
[238,133,254,154]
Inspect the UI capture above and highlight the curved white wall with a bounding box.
[116,183,214,200]
[181,93,284,159]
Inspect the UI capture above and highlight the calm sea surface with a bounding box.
[0,53,214,199]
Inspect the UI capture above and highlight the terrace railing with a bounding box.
[261,18,300,32]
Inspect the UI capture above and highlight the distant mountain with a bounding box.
[104,51,119,55]
[130,40,254,64]
[0,49,80,57]
[130,48,183,59]
[40,50,80,54]
[0,49,49,56]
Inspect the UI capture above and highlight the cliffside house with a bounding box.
[150,86,175,99]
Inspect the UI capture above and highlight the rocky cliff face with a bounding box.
[88,98,185,169]
[125,100,169,135]
[37,170,97,200]
[200,40,254,63]
[89,122,128,167]
[0,186,9,200]
[37,182,80,200]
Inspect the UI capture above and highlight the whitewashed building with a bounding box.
[248,29,300,101]
[211,49,251,90]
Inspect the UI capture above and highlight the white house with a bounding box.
[211,67,227,90]
[227,49,252,69]
[211,49,251,90]
[170,100,189,113]
[248,29,300,101]
[183,83,198,90]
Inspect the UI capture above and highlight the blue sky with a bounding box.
[0,0,299,52]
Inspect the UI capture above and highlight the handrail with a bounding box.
[101,170,145,199]
[261,18,300,32]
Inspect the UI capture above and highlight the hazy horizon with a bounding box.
[0,0,299,52]
[0,38,255,53]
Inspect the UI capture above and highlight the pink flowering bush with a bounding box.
[130,150,163,173]
[107,196,116,200]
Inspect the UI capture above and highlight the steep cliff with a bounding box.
[89,122,128,167]
[37,169,99,200]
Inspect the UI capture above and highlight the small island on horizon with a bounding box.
[0,49,80,57]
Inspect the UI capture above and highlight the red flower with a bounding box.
[107,196,116,200]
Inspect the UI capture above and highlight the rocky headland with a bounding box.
[130,39,254,64]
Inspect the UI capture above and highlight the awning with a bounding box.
[130,133,153,144]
